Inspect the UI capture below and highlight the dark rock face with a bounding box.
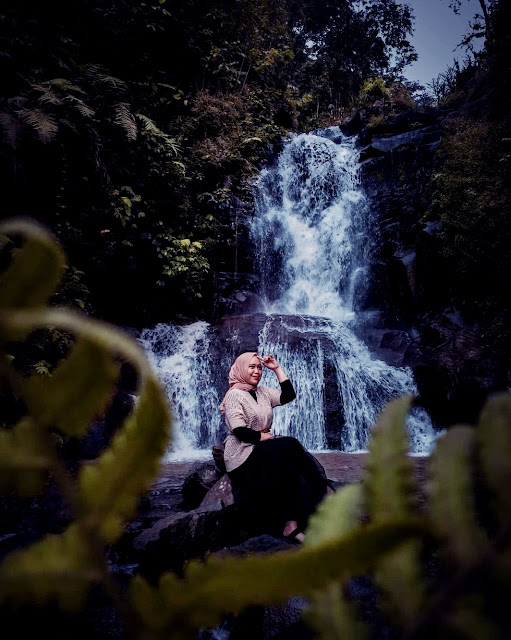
[355,106,509,427]
[181,460,225,509]
[199,473,234,511]
[133,501,247,581]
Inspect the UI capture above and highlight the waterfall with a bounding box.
[252,128,435,452]
[140,127,437,460]
[138,322,221,460]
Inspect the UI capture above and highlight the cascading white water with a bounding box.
[138,321,221,460]
[253,129,366,321]
[139,127,437,459]
[251,127,436,452]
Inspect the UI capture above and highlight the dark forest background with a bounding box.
[0,0,510,382]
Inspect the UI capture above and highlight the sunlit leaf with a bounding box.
[80,375,171,542]
[0,525,101,611]
[304,485,368,640]
[477,393,511,527]
[364,396,424,629]
[0,418,52,496]
[0,219,65,313]
[0,308,171,543]
[24,338,119,437]
[428,426,486,566]
[305,484,364,548]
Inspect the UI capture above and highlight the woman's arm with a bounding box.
[258,354,289,383]
[233,427,261,444]
[279,379,296,405]
[259,355,296,404]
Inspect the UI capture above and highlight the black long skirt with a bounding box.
[228,436,330,536]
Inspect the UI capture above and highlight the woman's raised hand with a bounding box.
[257,354,280,370]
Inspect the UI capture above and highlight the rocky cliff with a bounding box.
[213,104,509,430]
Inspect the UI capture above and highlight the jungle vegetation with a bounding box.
[0,0,417,323]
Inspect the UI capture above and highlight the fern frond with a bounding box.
[33,85,63,106]
[17,108,58,142]
[0,219,66,313]
[0,524,100,612]
[84,64,126,89]
[64,95,95,118]
[478,393,511,528]
[0,417,51,496]
[24,338,118,438]
[0,110,22,148]
[134,113,181,156]
[134,112,159,134]
[131,519,422,635]
[59,118,79,134]
[114,102,137,140]
[44,78,87,95]
[364,396,425,630]
[305,485,369,640]
[428,426,486,566]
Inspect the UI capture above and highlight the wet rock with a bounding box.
[199,474,234,511]
[182,460,225,509]
[370,126,442,153]
[133,503,248,581]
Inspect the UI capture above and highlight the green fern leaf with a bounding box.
[0,219,66,314]
[0,524,100,612]
[477,393,511,527]
[45,78,87,95]
[305,584,368,640]
[131,519,423,635]
[134,113,181,156]
[114,103,137,140]
[305,484,364,548]
[364,395,424,629]
[0,304,171,543]
[364,396,416,520]
[64,95,95,118]
[428,426,486,566]
[304,485,368,640]
[17,107,58,142]
[83,65,126,89]
[23,338,119,438]
[0,418,52,496]
[33,85,63,106]
[79,375,171,542]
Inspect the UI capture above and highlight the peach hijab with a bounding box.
[219,351,259,413]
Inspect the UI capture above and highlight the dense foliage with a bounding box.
[425,0,511,348]
[2,222,511,638]
[0,0,416,323]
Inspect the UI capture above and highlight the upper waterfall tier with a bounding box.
[253,128,368,321]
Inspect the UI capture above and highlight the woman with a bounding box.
[220,351,332,543]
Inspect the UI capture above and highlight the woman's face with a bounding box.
[247,355,263,385]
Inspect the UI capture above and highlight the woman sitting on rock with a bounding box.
[220,351,333,543]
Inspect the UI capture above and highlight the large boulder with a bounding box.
[181,460,225,509]
[199,474,234,511]
[133,503,248,581]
